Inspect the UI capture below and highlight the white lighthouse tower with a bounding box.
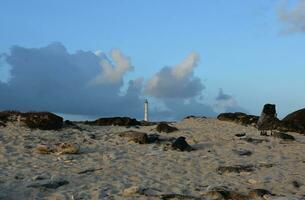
[144,99,149,122]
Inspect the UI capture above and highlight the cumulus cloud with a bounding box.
[90,49,134,85]
[278,0,305,34]
[0,42,143,118]
[145,53,204,98]
[214,89,246,113]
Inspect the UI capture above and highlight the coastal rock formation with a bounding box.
[217,112,258,126]
[0,111,63,130]
[279,108,305,134]
[171,137,192,151]
[119,131,149,144]
[85,117,140,126]
[156,122,178,133]
[257,104,280,132]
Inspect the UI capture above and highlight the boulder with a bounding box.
[217,112,259,126]
[257,104,280,131]
[0,111,63,130]
[280,108,305,134]
[156,122,178,133]
[86,117,140,126]
[272,132,295,141]
[171,137,192,151]
[248,189,273,199]
[24,112,63,130]
[119,131,149,144]
[184,115,207,120]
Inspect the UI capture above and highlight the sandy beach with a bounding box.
[0,117,305,200]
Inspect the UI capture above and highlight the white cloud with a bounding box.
[214,89,246,113]
[145,53,204,98]
[90,49,134,85]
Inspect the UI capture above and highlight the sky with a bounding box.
[0,0,305,121]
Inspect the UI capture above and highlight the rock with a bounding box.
[240,137,269,144]
[86,117,140,126]
[122,186,141,197]
[232,149,252,156]
[56,143,80,154]
[184,115,207,120]
[272,132,295,141]
[280,108,305,134]
[235,133,246,137]
[217,112,259,126]
[35,144,55,154]
[35,143,80,154]
[257,104,280,132]
[204,186,248,200]
[171,137,192,151]
[217,165,255,175]
[292,180,301,188]
[119,131,149,144]
[28,179,69,189]
[0,111,63,130]
[248,189,273,199]
[156,122,178,133]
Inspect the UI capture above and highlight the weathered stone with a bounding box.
[119,131,149,144]
[240,137,269,144]
[257,104,280,131]
[248,189,273,199]
[217,165,255,175]
[279,108,305,134]
[156,122,178,133]
[217,112,259,126]
[0,111,63,130]
[235,133,246,137]
[232,149,252,156]
[35,143,80,154]
[28,179,69,189]
[171,137,192,151]
[86,117,141,126]
[122,186,141,197]
[184,115,207,120]
[204,186,248,200]
[272,132,295,141]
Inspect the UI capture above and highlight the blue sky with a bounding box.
[0,0,305,120]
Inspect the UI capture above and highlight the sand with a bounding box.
[0,118,305,199]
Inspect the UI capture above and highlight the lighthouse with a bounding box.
[144,99,149,122]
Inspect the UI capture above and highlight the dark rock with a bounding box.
[24,112,63,130]
[280,108,305,134]
[248,189,273,199]
[217,165,255,174]
[272,132,295,141]
[86,117,140,126]
[217,112,259,126]
[139,121,158,126]
[160,194,201,200]
[240,137,268,144]
[156,122,178,133]
[257,104,280,131]
[204,188,248,200]
[28,179,69,189]
[147,134,160,143]
[0,111,63,130]
[235,133,246,137]
[171,137,192,151]
[119,131,149,144]
[184,115,207,120]
[232,149,252,156]
[292,180,301,188]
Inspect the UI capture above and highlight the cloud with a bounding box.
[0,42,143,118]
[278,0,305,34]
[145,53,204,98]
[90,49,134,85]
[214,89,246,113]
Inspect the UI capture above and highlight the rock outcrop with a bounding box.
[257,104,280,132]
[0,111,63,130]
[171,137,192,151]
[217,112,258,126]
[156,122,178,133]
[85,117,140,126]
[119,131,149,144]
[279,108,305,134]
